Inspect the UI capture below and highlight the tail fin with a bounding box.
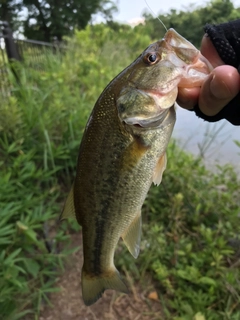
[81,268,128,306]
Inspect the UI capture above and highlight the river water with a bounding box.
[173,106,240,173]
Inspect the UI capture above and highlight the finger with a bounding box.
[198,65,240,116]
[177,36,225,110]
[200,36,225,67]
[177,87,200,109]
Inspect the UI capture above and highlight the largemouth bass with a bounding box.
[61,29,212,306]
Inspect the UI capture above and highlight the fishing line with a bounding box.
[144,0,168,32]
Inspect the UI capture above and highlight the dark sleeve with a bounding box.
[193,19,240,125]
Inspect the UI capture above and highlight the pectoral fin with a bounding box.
[121,213,142,259]
[153,152,167,186]
[60,185,76,220]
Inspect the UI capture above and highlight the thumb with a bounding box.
[198,66,240,116]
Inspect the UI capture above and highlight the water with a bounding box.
[173,106,240,172]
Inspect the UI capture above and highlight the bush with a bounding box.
[0,139,71,319]
[1,22,240,319]
[117,142,240,320]
[0,23,151,318]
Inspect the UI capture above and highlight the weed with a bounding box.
[1,23,240,319]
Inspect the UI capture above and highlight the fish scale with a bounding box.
[61,28,212,306]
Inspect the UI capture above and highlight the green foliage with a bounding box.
[2,23,152,178]
[1,18,240,319]
[0,23,151,318]
[0,0,22,31]
[117,141,240,320]
[0,138,74,319]
[144,0,240,47]
[0,0,117,41]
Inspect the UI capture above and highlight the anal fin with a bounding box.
[121,213,142,259]
[153,152,167,186]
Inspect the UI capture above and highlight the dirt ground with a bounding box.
[39,233,163,320]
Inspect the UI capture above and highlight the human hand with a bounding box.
[177,36,240,117]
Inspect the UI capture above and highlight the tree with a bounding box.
[143,0,240,48]
[0,0,22,31]
[0,0,117,41]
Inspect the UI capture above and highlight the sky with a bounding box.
[114,0,204,23]
[113,0,240,24]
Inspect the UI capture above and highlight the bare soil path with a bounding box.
[39,233,163,320]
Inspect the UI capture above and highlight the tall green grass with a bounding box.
[117,144,240,320]
[1,23,240,319]
[0,23,152,319]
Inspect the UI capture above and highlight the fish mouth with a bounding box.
[123,108,170,128]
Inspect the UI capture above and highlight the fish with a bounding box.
[61,28,212,306]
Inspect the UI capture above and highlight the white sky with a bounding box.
[113,0,240,23]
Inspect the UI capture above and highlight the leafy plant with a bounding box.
[1,19,240,319]
[117,142,240,320]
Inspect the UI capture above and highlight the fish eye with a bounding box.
[149,54,157,62]
[144,52,160,65]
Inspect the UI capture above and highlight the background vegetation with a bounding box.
[144,0,240,47]
[0,0,117,41]
[1,0,240,319]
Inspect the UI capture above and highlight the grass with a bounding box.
[0,22,240,319]
[117,144,240,319]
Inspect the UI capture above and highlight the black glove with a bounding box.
[193,19,240,125]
